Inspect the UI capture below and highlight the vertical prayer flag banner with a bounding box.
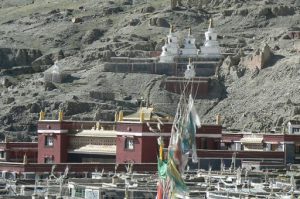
[167,157,187,192]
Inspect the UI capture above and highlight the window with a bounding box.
[271,144,279,151]
[0,151,5,159]
[292,128,300,134]
[44,157,53,163]
[200,138,207,149]
[225,142,232,150]
[45,136,54,147]
[125,138,134,150]
[209,36,212,40]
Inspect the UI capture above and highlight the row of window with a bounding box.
[71,138,114,145]
[45,136,115,147]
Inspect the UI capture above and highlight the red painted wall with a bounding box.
[222,134,243,142]
[199,125,222,134]
[0,142,38,163]
[38,133,68,164]
[116,136,143,163]
[141,137,158,163]
[164,79,209,98]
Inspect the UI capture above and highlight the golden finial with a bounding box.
[58,111,64,121]
[119,111,124,121]
[115,112,119,122]
[140,110,145,123]
[23,153,28,164]
[39,111,45,121]
[96,122,100,130]
[188,27,192,36]
[209,18,213,29]
[159,137,164,161]
[216,114,221,125]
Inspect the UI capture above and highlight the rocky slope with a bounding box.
[0,0,300,140]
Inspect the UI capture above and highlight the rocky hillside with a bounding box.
[0,0,300,140]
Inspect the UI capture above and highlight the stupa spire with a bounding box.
[170,25,175,34]
[209,18,213,29]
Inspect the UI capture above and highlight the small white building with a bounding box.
[200,18,221,58]
[184,59,196,79]
[159,25,180,63]
[159,19,222,63]
[181,28,199,57]
[288,120,300,134]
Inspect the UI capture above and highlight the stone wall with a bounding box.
[288,31,300,39]
[0,48,42,68]
[103,62,217,77]
[240,44,272,70]
[164,77,210,98]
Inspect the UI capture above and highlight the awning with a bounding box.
[240,137,263,144]
[69,145,116,155]
[221,139,233,143]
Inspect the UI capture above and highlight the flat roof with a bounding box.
[68,144,116,155]
[72,129,116,137]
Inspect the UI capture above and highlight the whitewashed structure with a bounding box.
[181,28,199,56]
[159,25,180,63]
[44,61,69,83]
[159,18,221,63]
[288,120,300,134]
[200,18,221,57]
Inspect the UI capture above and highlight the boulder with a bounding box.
[1,77,13,88]
[94,109,115,121]
[71,17,83,23]
[3,97,15,104]
[141,6,155,13]
[83,50,113,62]
[29,103,41,113]
[130,42,155,51]
[122,0,132,5]
[103,6,123,15]
[222,9,234,16]
[258,7,273,18]
[81,29,104,44]
[0,48,42,68]
[60,101,93,115]
[293,106,300,116]
[272,6,294,16]
[89,90,115,100]
[129,18,140,26]
[44,81,57,91]
[238,9,248,16]
[31,50,64,70]
[149,17,170,28]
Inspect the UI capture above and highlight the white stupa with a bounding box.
[200,18,221,57]
[159,25,180,63]
[184,58,196,79]
[181,28,199,56]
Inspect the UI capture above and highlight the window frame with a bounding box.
[45,136,54,147]
[44,156,54,163]
[124,137,134,150]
